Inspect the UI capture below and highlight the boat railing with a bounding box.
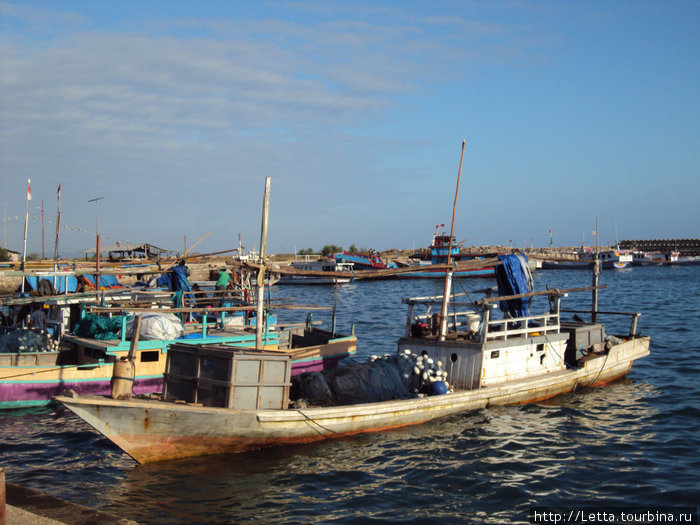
[484,310,561,341]
[403,286,605,341]
[409,303,481,333]
[561,309,642,337]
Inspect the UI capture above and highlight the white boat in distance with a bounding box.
[277,257,354,285]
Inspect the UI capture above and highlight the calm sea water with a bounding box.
[1,266,698,524]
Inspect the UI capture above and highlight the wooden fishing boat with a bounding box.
[401,225,495,278]
[1,288,356,409]
[277,258,355,285]
[579,248,632,269]
[331,250,397,270]
[541,248,633,270]
[631,251,680,266]
[55,277,649,463]
[1,323,355,410]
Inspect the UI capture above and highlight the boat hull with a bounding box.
[394,267,495,279]
[55,336,649,463]
[541,261,629,270]
[0,373,162,409]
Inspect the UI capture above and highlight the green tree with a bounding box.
[297,247,315,256]
[321,244,342,256]
[0,247,10,262]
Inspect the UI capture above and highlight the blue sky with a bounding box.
[1,1,698,257]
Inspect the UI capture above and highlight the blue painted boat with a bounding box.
[332,251,397,270]
[401,226,495,278]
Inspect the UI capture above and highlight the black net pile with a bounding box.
[291,350,450,407]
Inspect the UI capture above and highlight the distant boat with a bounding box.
[632,251,680,266]
[542,248,632,270]
[674,256,700,266]
[401,226,495,278]
[541,260,596,270]
[579,248,632,269]
[277,258,354,285]
[332,251,397,270]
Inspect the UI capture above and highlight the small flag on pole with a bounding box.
[27,179,32,201]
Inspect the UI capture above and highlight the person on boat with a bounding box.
[215,269,231,291]
[29,304,46,329]
[0,308,10,327]
[177,259,191,278]
[215,269,232,306]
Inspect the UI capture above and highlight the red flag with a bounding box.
[27,179,32,201]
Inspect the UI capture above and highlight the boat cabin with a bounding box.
[396,288,633,392]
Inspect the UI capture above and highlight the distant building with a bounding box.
[1,248,20,262]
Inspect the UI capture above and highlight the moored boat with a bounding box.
[332,250,397,270]
[632,251,680,266]
[277,257,354,285]
[542,248,632,270]
[55,255,649,463]
[1,286,356,409]
[580,248,632,269]
[402,225,495,278]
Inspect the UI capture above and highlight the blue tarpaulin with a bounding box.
[20,276,79,294]
[495,254,533,318]
[157,263,192,293]
[80,275,122,288]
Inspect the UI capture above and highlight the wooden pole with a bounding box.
[0,466,5,525]
[592,258,600,323]
[183,232,211,257]
[110,315,140,400]
[256,177,271,348]
[96,234,101,289]
[54,184,61,261]
[41,200,45,259]
[21,179,30,278]
[128,315,142,360]
[439,139,466,340]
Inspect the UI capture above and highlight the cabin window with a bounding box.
[140,351,160,362]
[450,353,458,363]
[536,344,545,352]
[490,350,500,359]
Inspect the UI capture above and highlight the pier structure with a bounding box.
[619,239,700,256]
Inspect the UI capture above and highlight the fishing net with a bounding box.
[291,351,449,407]
[72,313,127,340]
[0,329,50,353]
